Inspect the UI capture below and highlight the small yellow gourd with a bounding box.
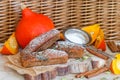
[0,32,19,55]
[110,54,120,74]
[82,24,100,44]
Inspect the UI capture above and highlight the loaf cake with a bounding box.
[24,74,41,80]
[56,63,70,76]
[21,49,68,67]
[55,41,84,58]
[91,56,106,69]
[68,58,92,73]
[21,29,60,56]
[24,63,70,80]
[24,66,57,80]
[6,53,69,80]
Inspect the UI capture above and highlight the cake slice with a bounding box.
[91,56,106,69]
[55,41,84,58]
[23,63,70,80]
[68,58,92,73]
[21,49,68,67]
[21,29,60,56]
[56,63,70,76]
[24,66,57,80]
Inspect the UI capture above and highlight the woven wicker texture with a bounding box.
[0,0,120,42]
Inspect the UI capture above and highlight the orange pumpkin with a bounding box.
[15,5,54,48]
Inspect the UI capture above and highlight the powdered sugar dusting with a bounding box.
[22,29,60,54]
[29,49,68,60]
[56,41,83,49]
[43,49,68,58]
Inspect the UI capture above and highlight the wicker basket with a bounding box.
[0,0,120,43]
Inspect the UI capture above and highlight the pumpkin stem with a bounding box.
[21,3,27,10]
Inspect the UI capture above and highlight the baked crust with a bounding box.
[56,41,84,58]
[21,49,68,67]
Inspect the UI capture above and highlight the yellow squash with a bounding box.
[110,54,120,74]
[82,24,100,44]
[0,32,19,55]
[94,29,106,51]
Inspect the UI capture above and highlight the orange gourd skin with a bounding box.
[15,8,54,48]
[94,30,106,51]
[110,54,120,74]
[0,46,11,55]
[82,24,100,44]
[0,32,18,55]
[97,39,106,51]
[60,33,65,40]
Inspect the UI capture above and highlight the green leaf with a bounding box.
[61,77,67,80]
[105,71,111,74]
[82,56,89,60]
[113,77,120,80]
[100,77,108,80]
